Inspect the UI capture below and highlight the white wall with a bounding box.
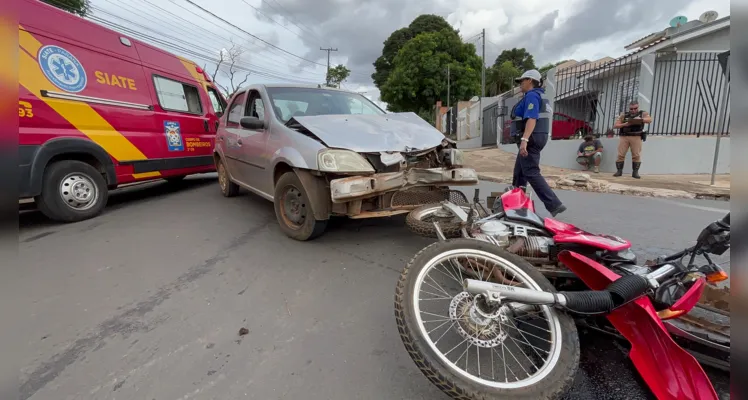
[456,101,484,148]
[499,136,730,174]
[676,27,730,52]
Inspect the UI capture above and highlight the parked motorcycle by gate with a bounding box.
[395,191,729,399]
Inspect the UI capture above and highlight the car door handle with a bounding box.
[203,120,209,132]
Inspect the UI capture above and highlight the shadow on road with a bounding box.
[20,175,218,231]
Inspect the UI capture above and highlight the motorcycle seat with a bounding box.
[504,208,546,230]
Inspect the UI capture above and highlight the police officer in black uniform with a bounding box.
[510,69,566,216]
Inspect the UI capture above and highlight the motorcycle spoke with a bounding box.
[444,338,470,358]
[425,275,452,298]
[433,262,462,284]
[504,321,553,344]
[426,319,453,334]
[501,341,531,378]
[419,288,451,300]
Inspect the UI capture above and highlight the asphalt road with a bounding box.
[13,175,730,400]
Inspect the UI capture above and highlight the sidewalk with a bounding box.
[465,148,730,200]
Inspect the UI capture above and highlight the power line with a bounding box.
[87,15,322,84]
[94,0,325,80]
[260,0,326,44]
[182,0,328,68]
[179,0,372,80]
[238,0,318,45]
[88,5,322,81]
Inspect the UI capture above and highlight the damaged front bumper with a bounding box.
[329,167,478,203]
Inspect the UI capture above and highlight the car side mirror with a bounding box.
[240,116,264,130]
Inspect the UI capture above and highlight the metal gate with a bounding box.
[649,52,730,136]
[554,59,642,138]
[482,103,500,146]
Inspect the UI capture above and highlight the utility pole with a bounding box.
[320,47,338,86]
[447,64,451,135]
[480,28,486,136]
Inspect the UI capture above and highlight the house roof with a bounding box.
[578,16,730,79]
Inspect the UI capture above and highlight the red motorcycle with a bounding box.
[405,187,638,275]
[396,197,729,398]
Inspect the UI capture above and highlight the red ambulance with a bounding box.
[19,0,227,222]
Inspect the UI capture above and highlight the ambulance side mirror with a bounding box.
[240,116,265,130]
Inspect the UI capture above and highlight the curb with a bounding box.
[477,174,730,201]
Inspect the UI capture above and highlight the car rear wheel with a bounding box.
[217,158,239,197]
[574,128,588,137]
[35,160,108,223]
[273,172,328,241]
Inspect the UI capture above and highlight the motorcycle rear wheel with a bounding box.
[395,239,580,400]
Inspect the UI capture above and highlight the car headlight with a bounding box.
[318,149,375,173]
[440,148,465,167]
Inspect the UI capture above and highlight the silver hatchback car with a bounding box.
[214,84,478,241]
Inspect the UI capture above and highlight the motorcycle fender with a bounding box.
[558,251,718,400]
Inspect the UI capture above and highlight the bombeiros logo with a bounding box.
[38,45,88,93]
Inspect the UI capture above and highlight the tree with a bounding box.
[372,15,457,89]
[42,0,90,16]
[326,64,351,88]
[486,61,520,96]
[380,29,482,114]
[493,48,536,72]
[538,60,571,74]
[208,40,250,99]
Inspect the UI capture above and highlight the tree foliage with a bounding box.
[379,29,482,114]
[326,64,351,88]
[372,15,456,89]
[486,48,538,96]
[42,0,90,16]
[493,48,536,72]
[486,61,520,96]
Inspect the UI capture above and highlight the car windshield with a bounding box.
[266,87,385,123]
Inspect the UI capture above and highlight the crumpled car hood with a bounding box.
[289,112,445,153]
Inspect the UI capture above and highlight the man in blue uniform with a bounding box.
[509,69,566,216]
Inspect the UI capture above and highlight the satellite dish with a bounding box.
[699,11,719,23]
[669,16,688,28]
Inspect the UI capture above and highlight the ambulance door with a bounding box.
[147,70,214,174]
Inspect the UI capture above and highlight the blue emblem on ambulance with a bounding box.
[164,121,184,151]
[37,45,87,93]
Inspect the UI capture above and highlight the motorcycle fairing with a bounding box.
[558,250,718,400]
[499,187,536,212]
[545,218,632,251]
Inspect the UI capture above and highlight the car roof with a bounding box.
[242,83,358,94]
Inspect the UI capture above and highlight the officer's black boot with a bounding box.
[613,162,624,177]
[632,162,641,179]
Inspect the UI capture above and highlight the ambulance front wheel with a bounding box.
[36,160,109,223]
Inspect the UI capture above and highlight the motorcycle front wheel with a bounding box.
[395,239,580,400]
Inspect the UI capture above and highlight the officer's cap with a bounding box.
[515,69,542,83]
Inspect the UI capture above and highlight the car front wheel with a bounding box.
[273,172,328,241]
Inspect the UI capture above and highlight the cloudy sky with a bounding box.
[90,0,730,107]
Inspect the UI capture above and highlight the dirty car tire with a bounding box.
[217,158,240,197]
[274,172,328,241]
[406,203,465,239]
[35,160,108,223]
